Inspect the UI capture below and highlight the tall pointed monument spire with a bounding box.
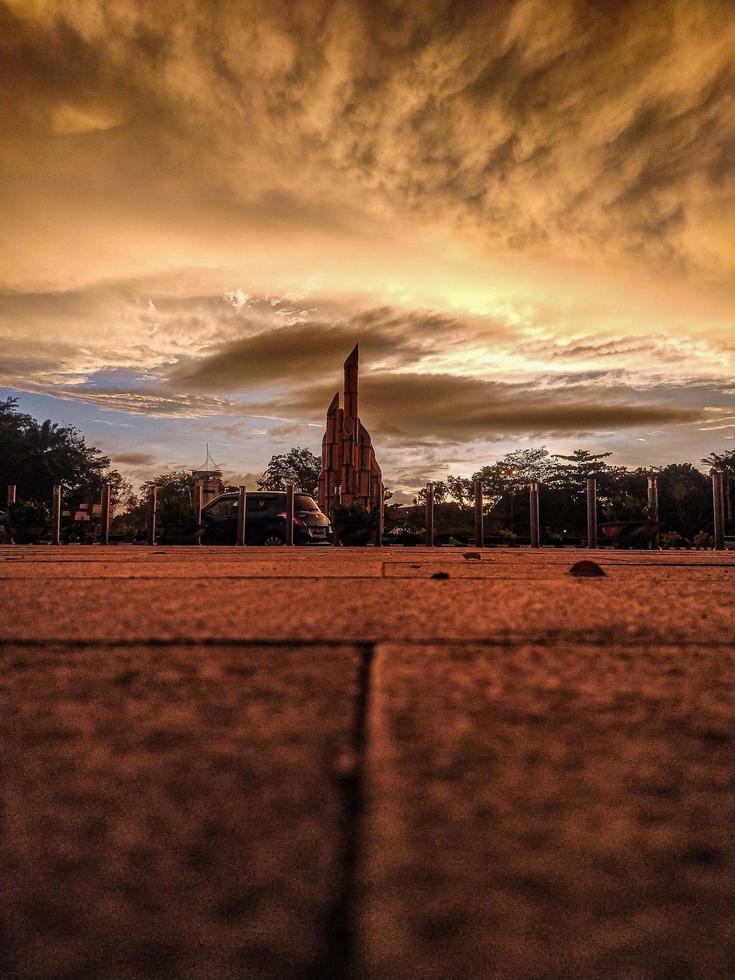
[319,344,383,539]
[343,343,359,421]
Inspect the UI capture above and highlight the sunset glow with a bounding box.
[1,0,733,491]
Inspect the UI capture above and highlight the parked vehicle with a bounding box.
[200,491,331,545]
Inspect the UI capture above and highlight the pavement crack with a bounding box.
[315,641,375,980]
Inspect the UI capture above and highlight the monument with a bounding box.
[318,344,384,532]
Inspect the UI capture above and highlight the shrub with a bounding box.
[601,493,651,522]
[157,495,197,530]
[692,530,714,549]
[331,501,379,545]
[659,531,684,549]
[6,499,49,527]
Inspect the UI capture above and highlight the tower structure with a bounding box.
[319,345,384,530]
[192,445,223,508]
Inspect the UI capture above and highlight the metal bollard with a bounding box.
[100,481,111,545]
[147,488,157,545]
[424,481,435,547]
[51,485,62,545]
[474,479,484,548]
[647,474,659,549]
[375,493,383,548]
[586,476,597,548]
[285,484,295,546]
[195,482,204,545]
[237,486,247,546]
[529,481,540,548]
[712,470,725,550]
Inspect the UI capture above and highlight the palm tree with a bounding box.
[24,419,75,498]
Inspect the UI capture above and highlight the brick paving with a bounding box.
[1,546,733,979]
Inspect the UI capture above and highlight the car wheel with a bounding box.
[261,532,285,546]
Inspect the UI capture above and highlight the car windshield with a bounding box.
[205,498,236,517]
[246,496,272,513]
[296,495,319,512]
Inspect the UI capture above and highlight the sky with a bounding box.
[1,0,733,495]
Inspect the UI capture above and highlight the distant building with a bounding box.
[192,446,223,509]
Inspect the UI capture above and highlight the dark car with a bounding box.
[200,491,331,546]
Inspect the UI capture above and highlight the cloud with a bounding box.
[246,371,705,443]
[169,306,470,391]
[1,0,733,480]
[1,0,732,285]
[8,382,239,418]
[111,452,155,465]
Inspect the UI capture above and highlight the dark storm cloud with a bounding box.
[170,308,471,390]
[246,372,704,443]
[111,452,155,466]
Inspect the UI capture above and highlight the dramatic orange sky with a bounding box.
[1,0,733,492]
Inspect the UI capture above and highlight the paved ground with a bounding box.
[1,545,733,979]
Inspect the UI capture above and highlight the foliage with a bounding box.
[550,450,612,492]
[331,500,379,530]
[419,447,729,540]
[657,464,710,542]
[140,469,197,503]
[258,447,321,496]
[385,522,424,545]
[445,474,474,507]
[601,493,652,522]
[416,480,449,504]
[692,530,715,549]
[0,397,126,508]
[157,494,198,529]
[658,531,684,549]
[702,450,735,474]
[7,499,49,527]
[122,469,198,531]
[331,500,379,545]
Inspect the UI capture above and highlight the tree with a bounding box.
[496,447,554,486]
[550,450,612,492]
[0,396,121,506]
[658,463,712,541]
[258,447,321,495]
[139,469,196,505]
[446,474,474,507]
[465,451,550,535]
[417,480,449,504]
[122,469,199,532]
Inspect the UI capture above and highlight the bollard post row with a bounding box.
[586,476,597,549]
[712,470,725,550]
[474,479,484,548]
[195,482,204,546]
[424,481,435,547]
[236,486,247,546]
[51,485,62,546]
[147,488,157,546]
[647,474,659,549]
[100,481,112,546]
[285,483,295,546]
[529,481,540,548]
